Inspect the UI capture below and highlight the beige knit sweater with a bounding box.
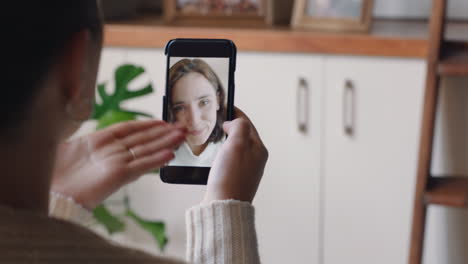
[0,194,260,263]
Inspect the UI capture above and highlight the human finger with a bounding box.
[232,107,261,139]
[130,129,186,159]
[225,107,264,144]
[120,123,183,149]
[127,149,175,180]
[108,119,167,139]
[223,118,251,141]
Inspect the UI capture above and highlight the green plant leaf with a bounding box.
[92,64,154,120]
[122,110,153,118]
[96,110,138,130]
[93,204,125,234]
[124,83,153,100]
[126,209,168,251]
[97,83,109,101]
[91,63,163,244]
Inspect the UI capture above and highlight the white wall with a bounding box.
[374,0,468,20]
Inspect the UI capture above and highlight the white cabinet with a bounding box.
[322,56,426,264]
[235,52,323,264]
[119,50,324,262]
[97,49,323,261]
[98,47,468,264]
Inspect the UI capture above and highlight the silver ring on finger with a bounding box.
[128,147,137,161]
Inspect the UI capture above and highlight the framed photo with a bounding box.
[164,0,273,27]
[291,0,374,32]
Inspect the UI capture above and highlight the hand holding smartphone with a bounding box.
[161,39,236,185]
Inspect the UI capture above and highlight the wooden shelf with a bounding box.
[439,41,468,76]
[104,16,468,58]
[425,177,468,208]
[105,18,428,58]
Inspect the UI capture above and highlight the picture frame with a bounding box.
[163,0,273,27]
[291,0,374,32]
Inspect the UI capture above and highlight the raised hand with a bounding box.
[51,120,186,209]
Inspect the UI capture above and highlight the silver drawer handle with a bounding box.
[297,78,309,134]
[343,80,355,137]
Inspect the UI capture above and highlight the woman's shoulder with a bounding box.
[0,205,184,264]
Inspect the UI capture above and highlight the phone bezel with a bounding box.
[160,39,236,185]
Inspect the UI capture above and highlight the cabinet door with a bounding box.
[322,56,426,264]
[235,52,323,264]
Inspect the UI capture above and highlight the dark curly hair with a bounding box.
[168,59,226,143]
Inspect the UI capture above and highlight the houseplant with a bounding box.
[91,63,168,251]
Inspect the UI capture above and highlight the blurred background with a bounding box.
[78,1,468,263]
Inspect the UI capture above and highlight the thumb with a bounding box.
[223,121,233,134]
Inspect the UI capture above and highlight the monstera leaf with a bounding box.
[93,204,125,234]
[90,64,167,251]
[92,64,153,128]
[126,209,168,251]
[96,110,138,130]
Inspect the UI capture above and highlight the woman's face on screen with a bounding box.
[172,72,219,149]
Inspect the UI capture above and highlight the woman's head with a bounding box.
[2,0,103,140]
[168,59,226,150]
[0,0,102,212]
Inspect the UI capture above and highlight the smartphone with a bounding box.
[160,39,236,185]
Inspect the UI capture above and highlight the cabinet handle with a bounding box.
[343,80,355,136]
[297,78,309,133]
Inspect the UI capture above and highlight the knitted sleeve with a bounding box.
[48,192,94,227]
[49,193,261,264]
[186,200,261,264]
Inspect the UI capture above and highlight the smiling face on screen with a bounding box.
[171,72,220,153]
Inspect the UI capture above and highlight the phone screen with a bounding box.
[167,57,230,168]
[161,39,236,185]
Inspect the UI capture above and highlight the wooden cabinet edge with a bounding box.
[104,24,428,58]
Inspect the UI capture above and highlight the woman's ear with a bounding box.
[58,30,95,121]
